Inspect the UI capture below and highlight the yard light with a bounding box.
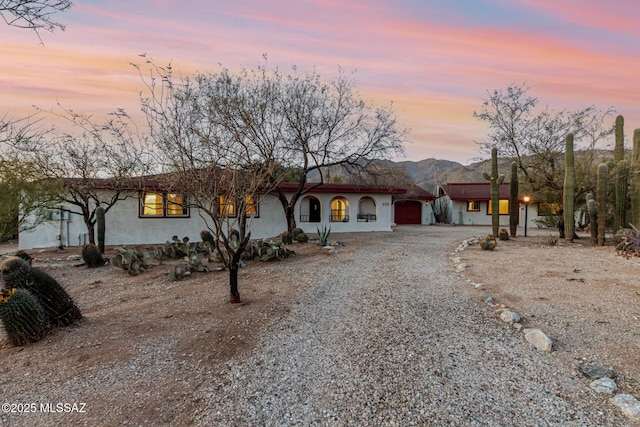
[523,196,530,237]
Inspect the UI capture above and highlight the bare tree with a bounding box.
[9,107,147,244]
[135,60,287,302]
[474,83,615,204]
[275,68,407,232]
[0,0,71,41]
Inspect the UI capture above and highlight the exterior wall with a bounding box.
[452,200,510,227]
[19,191,395,249]
[295,193,395,234]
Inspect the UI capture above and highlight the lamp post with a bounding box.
[523,196,530,237]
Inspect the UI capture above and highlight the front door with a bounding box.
[309,198,321,222]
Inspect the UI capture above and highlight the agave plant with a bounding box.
[317,224,331,246]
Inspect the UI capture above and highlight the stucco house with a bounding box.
[19,179,436,250]
[437,182,539,229]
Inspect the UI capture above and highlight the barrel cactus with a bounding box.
[82,243,106,268]
[281,231,293,245]
[0,288,50,346]
[1,257,81,327]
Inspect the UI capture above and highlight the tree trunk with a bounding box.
[85,218,96,244]
[285,205,297,233]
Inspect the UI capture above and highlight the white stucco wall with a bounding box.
[19,191,396,249]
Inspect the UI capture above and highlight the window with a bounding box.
[140,192,188,217]
[219,194,236,217]
[218,195,259,218]
[487,200,509,215]
[330,197,350,222]
[467,200,480,212]
[245,195,258,217]
[538,202,561,216]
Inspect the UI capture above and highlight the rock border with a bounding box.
[451,236,640,423]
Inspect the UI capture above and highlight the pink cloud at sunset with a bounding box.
[0,0,639,164]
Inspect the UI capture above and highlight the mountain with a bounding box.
[396,157,515,194]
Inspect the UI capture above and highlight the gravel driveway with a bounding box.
[200,226,627,426]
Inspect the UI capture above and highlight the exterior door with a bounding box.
[395,201,422,224]
[309,198,321,223]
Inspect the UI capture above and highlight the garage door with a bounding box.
[395,201,422,224]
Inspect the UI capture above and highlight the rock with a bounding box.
[455,263,467,272]
[579,364,615,379]
[610,394,640,422]
[49,264,64,269]
[513,323,524,331]
[589,377,617,394]
[482,296,494,304]
[322,246,334,250]
[67,255,82,261]
[499,310,521,324]
[524,329,553,352]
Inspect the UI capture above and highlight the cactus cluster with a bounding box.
[480,235,497,250]
[291,227,309,243]
[498,228,509,240]
[82,243,106,268]
[281,231,293,245]
[155,236,212,259]
[110,247,151,275]
[169,253,215,281]
[244,240,294,262]
[1,256,81,329]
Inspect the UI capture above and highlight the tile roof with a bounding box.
[440,182,512,201]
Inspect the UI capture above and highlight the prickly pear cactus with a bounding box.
[0,288,50,346]
[82,243,106,268]
[110,247,150,275]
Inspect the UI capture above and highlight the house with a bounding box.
[437,182,538,229]
[18,180,436,250]
[392,185,436,225]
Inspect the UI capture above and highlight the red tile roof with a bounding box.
[440,183,513,201]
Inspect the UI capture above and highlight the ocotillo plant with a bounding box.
[597,163,608,246]
[563,134,576,242]
[509,162,518,237]
[482,147,505,237]
[614,115,627,231]
[96,206,106,254]
[631,129,640,227]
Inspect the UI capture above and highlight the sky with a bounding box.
[1,0,639,165]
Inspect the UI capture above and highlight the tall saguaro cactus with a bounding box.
[631,129,640,227]
[563,134,576,242]
[613,115,627,231]
[483,147,505,237]
[597,163,608,246]
[509,162,518,237]
[96,206,106,254]
[586,192,598,245]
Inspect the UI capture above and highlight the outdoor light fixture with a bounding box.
[523,196,530,237]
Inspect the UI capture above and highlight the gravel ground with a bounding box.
[198,226,628,426]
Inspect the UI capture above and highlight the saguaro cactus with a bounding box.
[96,206,106,254]
[483,147,505,237]
[563,134,576,242]
[508,162,519,237]
[613,115,627,231]
[631,129,640,228]
[597,163,608,246]
[586,193,598,245]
